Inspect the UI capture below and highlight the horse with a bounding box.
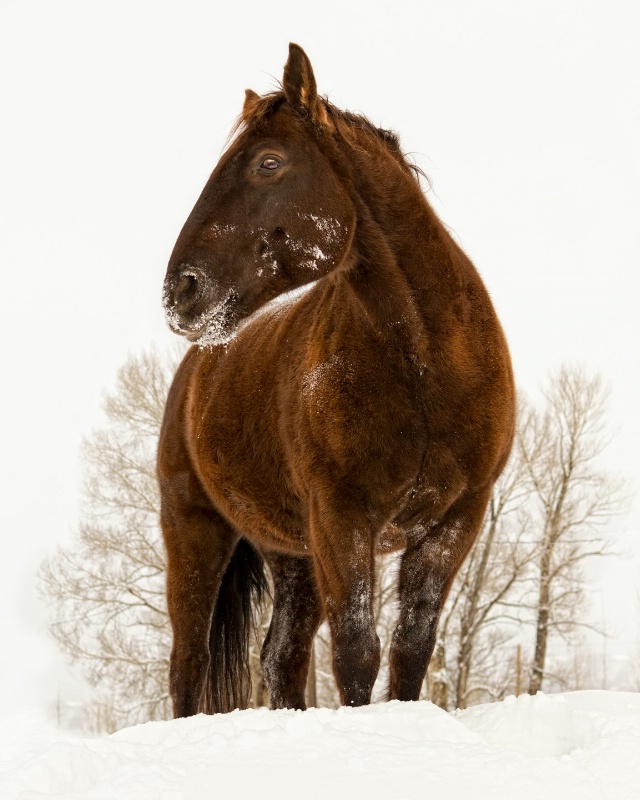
[158,43,515,717]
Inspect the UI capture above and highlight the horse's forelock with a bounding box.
[227,90,286,146]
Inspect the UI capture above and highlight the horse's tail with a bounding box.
[202,538,270,714]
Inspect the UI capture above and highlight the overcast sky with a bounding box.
[1,0,638,715]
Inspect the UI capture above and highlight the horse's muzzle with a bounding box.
[163,264,239,346]
[162,264,210,335]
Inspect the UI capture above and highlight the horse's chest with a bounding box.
[296,354,471,520]
[188,375,308,547]
[299,351,414,426]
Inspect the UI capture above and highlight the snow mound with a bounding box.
[2,693,640,799]
[458,691,601,756]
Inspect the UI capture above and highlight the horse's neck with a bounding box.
[345,161,468,366]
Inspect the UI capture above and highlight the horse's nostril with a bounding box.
[175,272,199,310]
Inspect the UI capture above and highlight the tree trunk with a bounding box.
[305,639,317,708]
[453,503,499,709]
[251,656,270,708]
[529,547,551,694]
[455,648,469,709]
[427,642,449,710]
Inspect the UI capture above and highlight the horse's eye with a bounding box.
[259,156,282,172]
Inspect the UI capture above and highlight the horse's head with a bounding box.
[163,44,356,345]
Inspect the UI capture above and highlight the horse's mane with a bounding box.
[231,90,427,185]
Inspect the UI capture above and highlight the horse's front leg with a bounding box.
[310,497,381,707]
[388,489,491,701]
[260,552,323,710]
[161,498,238,718]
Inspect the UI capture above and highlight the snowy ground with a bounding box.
[2,692,639,799]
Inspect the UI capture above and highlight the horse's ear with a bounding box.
[283,43,316,114]
[283,43,328,126]
[243,89,260,122]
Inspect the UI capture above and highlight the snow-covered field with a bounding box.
[2,692,639,799]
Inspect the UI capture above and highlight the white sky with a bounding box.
[0,0,638,713]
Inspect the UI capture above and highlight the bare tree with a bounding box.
[447,451,535,708]
[40,348,182,730]
[432,448,536,709]
[518,366,625,695]
[425,368,624,708]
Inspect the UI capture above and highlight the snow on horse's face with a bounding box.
[163,96,354,347]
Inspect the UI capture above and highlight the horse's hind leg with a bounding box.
[261,553,323,710]
[161,495,237,718]
[388,489,491,702]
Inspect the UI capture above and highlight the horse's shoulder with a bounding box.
[162,345,227,437]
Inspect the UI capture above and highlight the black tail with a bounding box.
[202,538,269,713]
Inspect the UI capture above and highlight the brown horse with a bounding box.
[158,43,515,717]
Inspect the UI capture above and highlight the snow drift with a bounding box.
[2,692,640,799]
